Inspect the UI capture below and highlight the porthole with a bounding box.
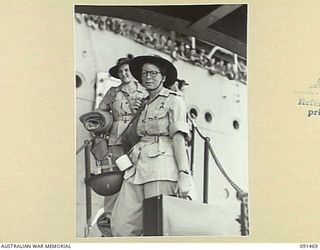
[76,75,82,88]
[204,112,213,123]
[233,120,240,130]
[188,107,198,119]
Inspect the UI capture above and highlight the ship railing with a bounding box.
[188,115,249,235]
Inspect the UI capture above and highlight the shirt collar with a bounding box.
[146,87,170,104]
[157,87,170,97]
[119,81,146,95]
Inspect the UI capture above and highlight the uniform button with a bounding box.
[125,102,128,104]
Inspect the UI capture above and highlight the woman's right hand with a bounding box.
[131,98,142,113]
[175,172,191,199]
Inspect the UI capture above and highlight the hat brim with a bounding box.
[108,59,130,79]
[129,55,177,88]
[79,111,113,134]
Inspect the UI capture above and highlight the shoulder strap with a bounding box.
[113,98,147,145]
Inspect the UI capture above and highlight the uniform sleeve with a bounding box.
[168,95,189,138]
[97,88,113,112]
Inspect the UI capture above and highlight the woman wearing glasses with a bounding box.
[111,54,192,236]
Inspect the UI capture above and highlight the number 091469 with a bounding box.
[300,244,318,248]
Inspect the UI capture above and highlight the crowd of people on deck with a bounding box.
[75,13,247,83]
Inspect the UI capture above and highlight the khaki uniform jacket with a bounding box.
[125,87,189,184]
[98,82,147,145]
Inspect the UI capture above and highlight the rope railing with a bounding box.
[188,116,248,199]
[188,116,249,235]
[76,138,94,155]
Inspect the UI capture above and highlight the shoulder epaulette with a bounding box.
[168,89,183,97]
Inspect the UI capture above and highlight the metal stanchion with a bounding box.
[84,140,92,237]
[203,138,209,204]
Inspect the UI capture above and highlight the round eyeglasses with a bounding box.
[141,70,161,78]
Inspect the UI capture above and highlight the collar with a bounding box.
[146,87,171,104]
[119,81,146,94]
[157,87,181,97]
[157,87,170,97]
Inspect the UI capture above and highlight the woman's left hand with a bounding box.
[175,173,191,199]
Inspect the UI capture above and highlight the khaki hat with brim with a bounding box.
[129,54,177,88]
[108,57,131,79]
[79,110,113,134]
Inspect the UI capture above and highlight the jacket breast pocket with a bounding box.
[145,110,169,135]
[111,95,122,115]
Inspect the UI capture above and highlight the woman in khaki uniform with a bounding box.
[111,55,192,236]
[98,57,147,158]
[95,57,147,236]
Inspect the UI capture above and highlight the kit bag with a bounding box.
[90,136,109,161]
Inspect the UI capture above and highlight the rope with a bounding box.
[188,116,248,200]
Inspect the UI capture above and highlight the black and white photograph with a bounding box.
[3,0,320,246]
[75,4,248,238]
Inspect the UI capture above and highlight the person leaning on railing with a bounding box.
[110,54,192,236]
